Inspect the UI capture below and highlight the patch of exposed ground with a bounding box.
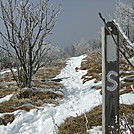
[34,60,66,79]
[31,60,66,89]
[58,104,134,134]
[119,56,134,94]
[0,88,64,113]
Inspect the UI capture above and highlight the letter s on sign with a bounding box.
[107,71,118,91]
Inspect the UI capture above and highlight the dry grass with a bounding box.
[120,104,134,120]
[34,60,66,80]
[31,79,64,89]
[0,99,35,113]
[120,82,133,95]
[0,73,13,83]
[119,56,134,94]
[79,52,102,84]
[0,88,64,113]
[32,60,66,89]
[58,104,134,134]
[0,59,66,115]
[0,86,18,99]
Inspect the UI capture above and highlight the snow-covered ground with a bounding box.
[0,94,13,104]
[0,55,133,134]
[0,69,16,75]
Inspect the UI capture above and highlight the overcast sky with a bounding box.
[0,0,128,48]
[46,0,128,47]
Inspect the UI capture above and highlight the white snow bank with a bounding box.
[120,93,134,105]
[87,126,102,134]
[129,57,134,66]
[0,94,13,103]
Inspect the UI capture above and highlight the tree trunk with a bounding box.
[28,46,32,88]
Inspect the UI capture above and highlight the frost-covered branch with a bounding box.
[99,12,134,69]
[112,20,134,49]
[0,0,61,88]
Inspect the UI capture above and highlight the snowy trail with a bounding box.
[0,55,133,134]
[0,55,102,134]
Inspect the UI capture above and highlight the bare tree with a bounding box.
[115,0,134,42]
[115,1,134,68]
[71,38,101,56]
[0,0,61,88]
[40,44,67,66]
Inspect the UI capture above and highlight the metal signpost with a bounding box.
[102,22,119,134]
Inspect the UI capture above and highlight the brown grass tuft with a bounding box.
[0,87,18,99]
[0,98,35,113]
[34,60,66,80]
[79,52,102,84]
[31,79,64,89]
[0,88,64,113]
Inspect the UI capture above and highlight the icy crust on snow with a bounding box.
[0,55,133,134]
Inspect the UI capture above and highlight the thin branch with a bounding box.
[112,20,134,49]
[99,12,134,69]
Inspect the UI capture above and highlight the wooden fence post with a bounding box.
[102,21,119,134]
[0,62,1,73]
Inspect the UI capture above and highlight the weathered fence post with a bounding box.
[102,21,119,134]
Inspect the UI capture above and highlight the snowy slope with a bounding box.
[0,55,133,134]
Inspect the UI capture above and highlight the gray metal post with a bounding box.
[102,22,119,134]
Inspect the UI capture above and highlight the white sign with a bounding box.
[106,35,117,62]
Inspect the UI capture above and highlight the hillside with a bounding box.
[0,52,133,134]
